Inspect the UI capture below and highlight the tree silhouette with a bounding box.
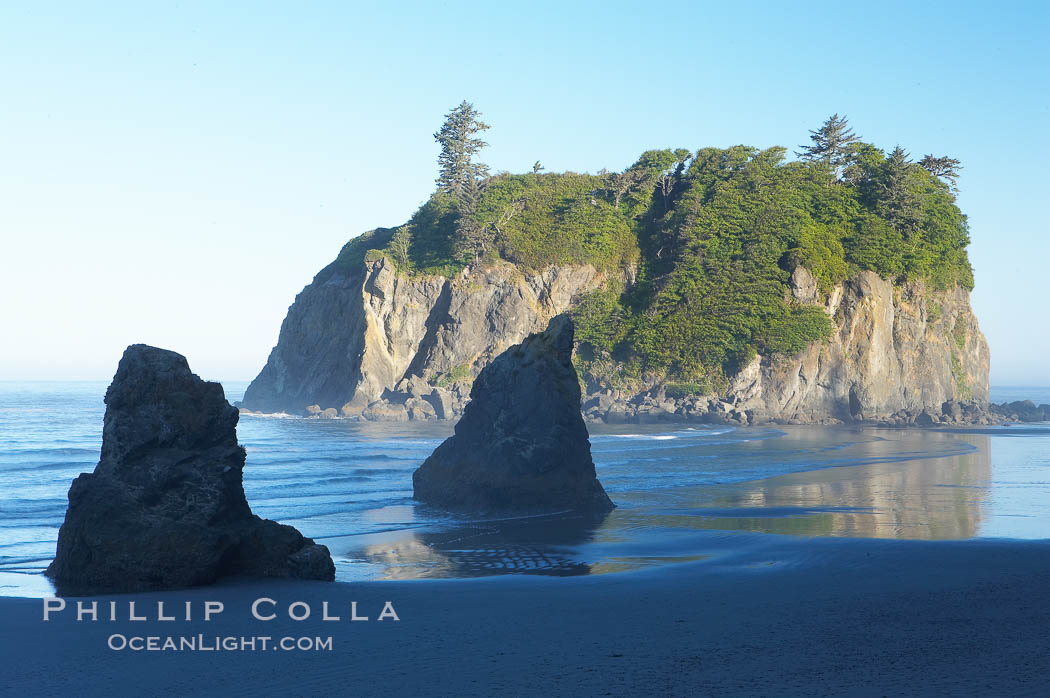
[797,114,860,180]
[434,101,490,205]
[877,146,922,235]
[920,154,962,189]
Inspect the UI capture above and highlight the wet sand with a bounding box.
[324,426,1045,581]
[2,536,1048,696]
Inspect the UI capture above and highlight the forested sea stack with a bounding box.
[46,345,334,594]
[241,109,989,425]
[413,315,614,513]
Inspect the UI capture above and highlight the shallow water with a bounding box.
[0,381,1047,595]
[991,385,1050,405]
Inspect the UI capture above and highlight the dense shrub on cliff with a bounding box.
[327,117,972,388]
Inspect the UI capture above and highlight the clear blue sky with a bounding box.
[2,1,1047,384]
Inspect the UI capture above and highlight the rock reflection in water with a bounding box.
[350,511,610,580]
[674,432,992,539]
[331,429,999,581]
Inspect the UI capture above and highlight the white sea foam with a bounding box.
[601,427,734,441]
[607,434,679,441]
[239,411,300,419]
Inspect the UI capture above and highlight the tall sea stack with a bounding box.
[413,315,615,513]
[46,344,334,594]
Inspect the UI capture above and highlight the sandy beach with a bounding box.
[3,535,1047,696]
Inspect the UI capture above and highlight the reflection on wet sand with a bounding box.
[345,511,610,579]
[674,432,992,539]
[333,429,1000,580]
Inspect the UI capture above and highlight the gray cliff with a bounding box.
[242,252,991,425]
[47,345,334,594]
[722,268,991,424]
[243,256,606,419]
[412,315,614,513]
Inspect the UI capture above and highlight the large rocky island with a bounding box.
[241,255,991,426]
[240,116,1008,426]
[47,345,334,595]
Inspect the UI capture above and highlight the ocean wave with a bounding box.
[591,437,746,453]
[0,460,95,474]
[0,518,66,529]
[0,555,55,569]
[0,497,68,512]
[245,453,423,468]
[352,452,428,461]
[246,472,409,492]
[0,447,97,457]
[591,427,751,444]
[0,539,56,551]
[253,494,415,521]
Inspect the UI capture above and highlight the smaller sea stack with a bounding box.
[46,344,334,595]
[413,315,614,513]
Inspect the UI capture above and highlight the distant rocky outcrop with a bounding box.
[46,345,334,595]
[989,400,1050,423]
[412,315,614,513]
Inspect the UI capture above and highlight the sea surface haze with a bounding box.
[0,381,1047,595]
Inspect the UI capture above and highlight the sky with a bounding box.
[1,1,1048,384]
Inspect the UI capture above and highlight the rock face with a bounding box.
[241,257,608,419]
[720,270,991,423]
[242,250,991,425]
[584,269,992,425]
[412,316,614,513]
[46,345,334,595]
[990,400,1050,423]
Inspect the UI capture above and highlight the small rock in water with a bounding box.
[412,315,614,513]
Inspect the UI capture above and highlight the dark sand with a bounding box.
[2,535,1048,696]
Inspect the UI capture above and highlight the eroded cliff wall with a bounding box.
[724,268,989,423]
[242,258,606,418]
[242,259,989,425]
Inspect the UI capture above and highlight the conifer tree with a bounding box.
[389,227,413,269]
[797,114,860,179]
[877,146,923,235]
[433,101,493,262]
[453,177,493,262]
[434,101,490,205]
[919,154,962,188]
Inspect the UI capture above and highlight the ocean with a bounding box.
[1,381,1047,595]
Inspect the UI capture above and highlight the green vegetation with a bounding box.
[433,101,499,262]
[326,227,394,278]
[952,316,968,352]
[333,108,975,389]
[795,113,859,178]
[665,382,712,399]
[951,353,974,400]
[435,363,473,388]
[475,173,639,270]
